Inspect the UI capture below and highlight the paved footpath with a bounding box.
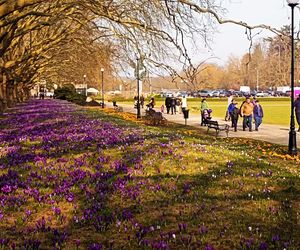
[108,102,300,146]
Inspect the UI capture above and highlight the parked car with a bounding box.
[198,89,213,98]
[176,91,188,97]
[255,91,269,97]
[211,90,221,97]
[273,91,287,96]
[233,91,244,97]
[219,90,228,97]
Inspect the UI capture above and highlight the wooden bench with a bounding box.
[206,120,229,137]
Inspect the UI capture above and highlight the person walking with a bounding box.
[181,95,187,112]
[231,102,239,132]
[165,96,172,114]
[227,100,235,127]
[200,98,209,126]
[170,96,176,115]
[225,95,233,121]
[253,99,264,131]
[240,97,254,131]
[294,95,300,131]
[133,95,138,108]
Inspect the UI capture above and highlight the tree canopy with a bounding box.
[0,0,289,112]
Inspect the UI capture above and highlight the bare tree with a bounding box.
[0,0,290,113]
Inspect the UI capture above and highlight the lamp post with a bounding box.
[100,68,104,108]
[287,0,299,155]
[136,58,141,118]
[83,75,87,96]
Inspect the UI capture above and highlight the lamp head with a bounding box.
[100,68,104,72]
[83,74,86,78]
[287,0,300,6]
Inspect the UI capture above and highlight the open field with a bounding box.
[186,98,291,126]
[114,97,292,126]
[0,99,299,249]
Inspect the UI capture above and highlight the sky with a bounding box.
[199,0,294,65]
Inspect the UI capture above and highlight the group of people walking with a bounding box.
[201,96,264,132]
[230,97,264,132]
[133,93,300,134]
[164,96,187,115]
[134,94,266,132]
[134,95,189,115]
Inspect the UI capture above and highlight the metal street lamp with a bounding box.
[83,75,87,96]
[287,0,299,155]
[100,68,104,108]
[136,58,141,118]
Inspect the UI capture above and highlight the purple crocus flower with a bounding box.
[271,235,280,242]
[1,185,12,194]
[52,206,61,216]
[199,225,208,235]
[259,242,268,250]
[65,193,74,202]
[205,244,215,250]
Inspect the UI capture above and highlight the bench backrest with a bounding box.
[208,120,219,127]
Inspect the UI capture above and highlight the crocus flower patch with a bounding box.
[0,99,299,249]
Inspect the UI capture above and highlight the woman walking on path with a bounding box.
[253,100,264,131]
[181,96,187,112]
[200,98,209,126]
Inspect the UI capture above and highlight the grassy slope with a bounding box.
[0,101,299,249]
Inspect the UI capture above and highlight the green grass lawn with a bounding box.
[187,98,291,126]
[116,97,292,126]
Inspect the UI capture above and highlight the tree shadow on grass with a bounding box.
[0,99,299,249]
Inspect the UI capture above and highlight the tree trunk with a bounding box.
[13,83,19,102]
[6,80,15,108]
[0,73,8,114]
[18,84,27,102]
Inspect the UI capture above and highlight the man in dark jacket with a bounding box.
[165,96,172,114]
[231,102,239,132]
[170,97,176,115]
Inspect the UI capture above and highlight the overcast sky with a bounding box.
[199,0,294,65]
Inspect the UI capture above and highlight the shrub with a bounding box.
[54,85,86,105]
